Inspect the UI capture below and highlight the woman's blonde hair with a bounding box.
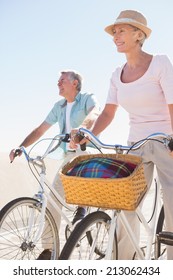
[133,26,146,46]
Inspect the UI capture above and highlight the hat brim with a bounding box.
[105,21,152,38]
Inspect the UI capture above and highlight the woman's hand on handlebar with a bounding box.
[69,128,90,151]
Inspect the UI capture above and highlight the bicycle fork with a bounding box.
[105,211,118,260]
[25,175,47,246]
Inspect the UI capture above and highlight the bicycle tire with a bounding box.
[59,211,118,260]
[155,205,166,259]
[156,205,164,234]
[0,197,59,260]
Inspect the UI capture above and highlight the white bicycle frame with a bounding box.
[19,134,75,245]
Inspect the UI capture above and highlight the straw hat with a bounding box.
[105,10,152,38]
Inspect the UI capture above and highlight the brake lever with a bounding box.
[62,133,70,143]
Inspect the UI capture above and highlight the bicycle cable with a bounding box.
[127,138,161,224]
[80,135,103,153]
[126,138,164,154]
[27,137,62,157]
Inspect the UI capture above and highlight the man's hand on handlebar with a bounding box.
[9,148,22,163]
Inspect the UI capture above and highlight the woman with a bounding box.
[75,10,173,259]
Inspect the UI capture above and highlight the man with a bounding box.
[9,70,100,259]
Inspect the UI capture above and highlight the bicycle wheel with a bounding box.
[0,197,59,259]
[59,211,118,260]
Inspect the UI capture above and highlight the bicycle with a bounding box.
[59,128,173,260]
[0,133,89,260]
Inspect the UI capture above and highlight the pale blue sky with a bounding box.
[1,0,173,153]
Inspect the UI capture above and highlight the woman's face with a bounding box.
[112,24,140,53]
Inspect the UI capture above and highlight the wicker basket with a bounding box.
[59,153,147,211]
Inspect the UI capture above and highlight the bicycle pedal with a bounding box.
[157,231,173,246]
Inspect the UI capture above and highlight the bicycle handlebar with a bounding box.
[13,133,69,162]
[13,131,86,163]
[78,128,173,152]
[13,128,173,164]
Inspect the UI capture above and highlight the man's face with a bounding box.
[57,73,75,98]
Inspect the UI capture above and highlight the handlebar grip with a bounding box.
[73,133,86,151]
[80,143,86,151]
[14,149,22,157]
[168,139,173,151]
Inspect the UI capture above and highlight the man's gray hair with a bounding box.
[61,70,82,92]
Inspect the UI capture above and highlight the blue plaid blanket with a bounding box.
[66,157,137,178]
